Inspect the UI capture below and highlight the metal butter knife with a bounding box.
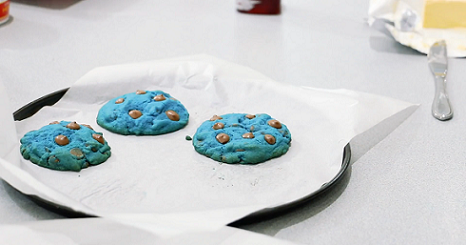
[428,40,453,121]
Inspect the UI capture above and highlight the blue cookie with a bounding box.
[97,90,189,135]
[20,121,111,171]
[193,113,291,164]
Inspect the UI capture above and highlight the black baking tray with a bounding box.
[12,88,352,225]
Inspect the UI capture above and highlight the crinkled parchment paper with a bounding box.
[0,55,417,226]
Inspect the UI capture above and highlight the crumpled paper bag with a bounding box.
[368,0,466,57]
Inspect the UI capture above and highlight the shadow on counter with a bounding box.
[232,166,352,233]
[234,103,418,233]
[11,0,81,10]
[369,18,424,56]
[1,180,65,221]
[369,36,424,56]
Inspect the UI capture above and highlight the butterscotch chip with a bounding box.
[213,122,224,130]
[264,134,276,145]
[70,148,84,158]
[82,124,93,130]
[268,120,282,129]
[242,132,255,139]
[216,133,230,144]
[136,90,146,94]
[66,122,81,130]
[55,135,69,146]
[245,114,255,119]
[48,156,59,163]
[210,115,223,121]
[129,110,142,119]
[166,110,180,121]
[115,98,125,104]
[154,94,166,101]
[92,134,105,144]
[49,121,59,125]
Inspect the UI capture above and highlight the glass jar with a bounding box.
[236,0,280,15]
[0,0,10,26]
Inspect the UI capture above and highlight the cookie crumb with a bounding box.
[185,135,192,141]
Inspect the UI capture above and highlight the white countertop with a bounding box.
[0,0,465,244]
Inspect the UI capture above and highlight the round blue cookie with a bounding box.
[192,113,291,164]
[96,90,189,135]
[20,121,111,171]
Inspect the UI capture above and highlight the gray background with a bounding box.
[0,0,464,244]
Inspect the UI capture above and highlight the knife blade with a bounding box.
[428,40,453,121]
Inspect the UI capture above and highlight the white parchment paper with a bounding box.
[368,0,466,57]
[0,55,417,226]
[0,218,298,245]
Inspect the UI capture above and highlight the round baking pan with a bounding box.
[12,88,351,225]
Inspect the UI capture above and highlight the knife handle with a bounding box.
[432,76,453,121]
